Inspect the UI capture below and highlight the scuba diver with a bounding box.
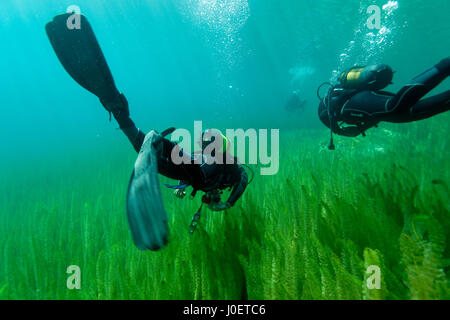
[285,90,307,113]
[318,58,450,149]
[102,97,248,212]
[46,13,248,251]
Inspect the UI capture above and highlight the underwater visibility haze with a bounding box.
[0,0,449,300]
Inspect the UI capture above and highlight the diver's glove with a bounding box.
[174,189,187,199]
[208,202,231,212]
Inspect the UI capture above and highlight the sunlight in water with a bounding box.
[332,0,401,80]
[178,0,250,68]
[187,0,249,32]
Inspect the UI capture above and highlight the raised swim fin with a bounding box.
[126,131,169,251]
[45,13,121,104]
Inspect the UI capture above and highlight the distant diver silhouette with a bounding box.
[285,90,307,112]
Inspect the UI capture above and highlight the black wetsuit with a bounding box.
[111,111,248,207]
[318,58,450,137]
[285,92,306,112]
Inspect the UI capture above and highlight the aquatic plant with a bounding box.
[0,115,448,300]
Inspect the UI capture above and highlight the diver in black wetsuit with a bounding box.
[46,12,248,251]
[285,90,307,113]
[318,58,450,141]
[47,13,248,212]
[105,96,248,212]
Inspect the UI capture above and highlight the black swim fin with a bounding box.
[126,131,169,251]
[45,13,121,105]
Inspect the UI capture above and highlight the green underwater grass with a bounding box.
[0,114,449,300]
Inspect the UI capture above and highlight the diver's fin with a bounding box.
[126,131,169,251]
[45,13,120,103]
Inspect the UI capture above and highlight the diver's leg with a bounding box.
[103,94,145,153]
[155,138,205,187]
[340,91,391,122]
[116,116,146,153]
[105,95,204,186]
[115,110,203,184]
[408,90,450,122]
[386,57,450,116]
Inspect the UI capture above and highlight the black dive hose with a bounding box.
[242,164,255,184]
[189,164,254,235]
[317,82,336,150]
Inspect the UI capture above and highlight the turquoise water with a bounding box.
[0,0,449,300]
[1,0,448,162]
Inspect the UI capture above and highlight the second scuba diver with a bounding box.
[318,57,450,148]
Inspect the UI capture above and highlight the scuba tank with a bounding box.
[338,64,394,91]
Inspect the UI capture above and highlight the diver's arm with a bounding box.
[329,111,367,137]
[225,166,249,207]
[333,124,363,137]
[320,102,360,137]
[327,112,360,137]
[335,121,377,137]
